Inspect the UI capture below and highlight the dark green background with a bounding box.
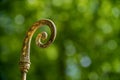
[0,0,120,80]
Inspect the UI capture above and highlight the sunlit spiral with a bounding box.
[20,19,56,80]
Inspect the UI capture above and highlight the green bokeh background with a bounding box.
[0,0,120,80]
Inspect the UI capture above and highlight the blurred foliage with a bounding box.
[0,0,120,80]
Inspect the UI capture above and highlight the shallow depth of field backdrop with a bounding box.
[0,0,120,80]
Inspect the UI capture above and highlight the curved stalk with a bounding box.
[19,19,56,80]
